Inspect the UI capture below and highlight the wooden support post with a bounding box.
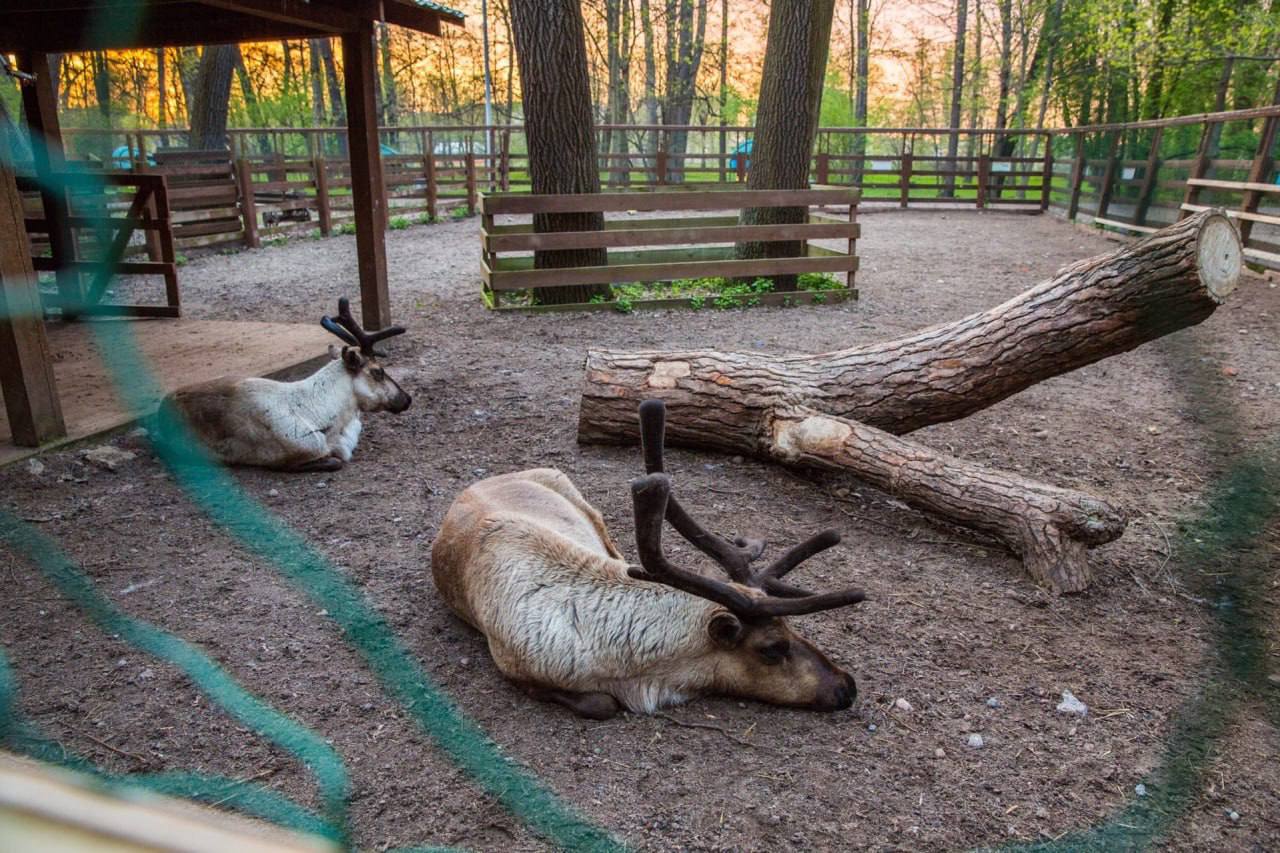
[1066,133,1087,220]
[16,51,81,317]
[1134,126,1164,226]
[656,150,669,186]
[313,155,332,236]
[136,134,165,261]
[466,152,478,215]
[341,27,391,330]
[151,176,180,313]
[424,149,438,221]
[1095,131,1121,220]
[899,152,912,208]
[500,129,512,191]
[1180,121,1215,221]
[976,154,990,208]
[0,165,65,446]
[815,152,831,186]
[1039,133,1054,212]
[235,158,260,249]
[1237,107,1280,245]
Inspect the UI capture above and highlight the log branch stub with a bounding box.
[769,407,1126,593]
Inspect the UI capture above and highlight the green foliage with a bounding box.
[798,272,843,291]
[449,206,471,221]
[337,223,357,236]
[174,253,189,267]
[389,216,410,231]
[415,213,437,225]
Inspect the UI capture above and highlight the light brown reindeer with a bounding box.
[161,298,411,472]
[431,400,865,719]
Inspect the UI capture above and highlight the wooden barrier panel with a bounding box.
[480,187,860,311]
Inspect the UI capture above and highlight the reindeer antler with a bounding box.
[320,297,405,356]
[628,400,865,619]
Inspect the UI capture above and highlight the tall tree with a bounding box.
[736,0,838,291]
[308,40,327,128]
[379,23,400,141]
[232,47,270,154]
[188,45,235,150]
[317,39,347,154]
[994,0,1013,147]
[639,0,660,177]
[155,48,167,130]
[604,0,634,186]
[509,0,611,305]
[852,0,870,166]
[966,0,983,156]
[662,0,708,181]
[943,0,968,196]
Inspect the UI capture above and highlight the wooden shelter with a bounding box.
[0,1,464,451]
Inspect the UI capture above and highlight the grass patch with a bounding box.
[389,216,410,231]
[503,271,848,311]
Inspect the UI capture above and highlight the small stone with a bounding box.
[1146,425,1162,435]
[25,458,45,476]
[81,445,136,472]
[1222,366,1239,378]
[138,667,155,680]
[731,455,744,464]
[986,697,1001,709]
[894,697,913,713]
[267,488,280,497]
[934,747,946,759]
[127,426,149,439]
[1057,689,1088,716]
[459,657,471,666]
[966,733,984,749]
[1035,807,1048,819]
[867,723,877,732]
[1267,673,1280,687]
[1135,783,1147,797]
[768,815,782,826]
[1228,810,1240,822]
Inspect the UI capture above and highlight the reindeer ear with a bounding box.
[707,611,744,648]
[341,347,363,371]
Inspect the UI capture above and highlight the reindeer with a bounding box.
[161,298,411,472]
[431,400,865,719]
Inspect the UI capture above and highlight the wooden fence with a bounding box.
[480,187,859,311]
[52,105,1280,267]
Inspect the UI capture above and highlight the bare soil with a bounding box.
[3,210,1279,851]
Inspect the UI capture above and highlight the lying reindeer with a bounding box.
[161,298,411,471]
[431,399,865,719]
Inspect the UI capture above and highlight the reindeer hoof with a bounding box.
[529,687,622,720]
[291,456,344,473]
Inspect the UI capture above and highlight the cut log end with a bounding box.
[1196,211,1242,302]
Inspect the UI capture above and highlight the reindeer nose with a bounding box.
[833,673,857,710]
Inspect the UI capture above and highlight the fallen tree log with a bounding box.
[579,211,1242,592]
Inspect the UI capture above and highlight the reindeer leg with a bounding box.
[524,685,622,720]
[288,456,344,473]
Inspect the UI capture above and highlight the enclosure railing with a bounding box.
[44,104,1280,265]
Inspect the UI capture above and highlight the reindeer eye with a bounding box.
[759,640,791,664]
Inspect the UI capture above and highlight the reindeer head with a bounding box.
[321,298,412,414]
[628,400,864,711]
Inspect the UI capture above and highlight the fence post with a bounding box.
[466,152,477,215]
[1039,133,1054,212]
[424,149,438,221]
[656,150,669,186]
[235,157,260,249]
[899,151,912,208]
[1095,130,1121,220]
[976,153,990,208]
[501,129,511,191]
[1238,111,1280,245]
[1066,133,1086,221]
[816,152,830,186]
[719,123,728,183]
[1134,126,1164,227]
[313,154,332,236]
[735,150,746,182]
[1179,120,1215,221]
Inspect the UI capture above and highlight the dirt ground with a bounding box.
[2,210,1278,851]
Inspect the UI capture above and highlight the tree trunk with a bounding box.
[380,23,400,144]
[994,0,1013,149]
[155,48,167,129]
[943,0,968,197]
[188,45,236,151]
[308,40,327,128]
[965,1,982,157]
[639,0,660,180]
[852,0,870,174]
[735,0,837,291]
[661,0,708,182]
[579,212,1242,591]
[232,48,270,155]
[318,39,347,156]
[510,0,611,305]
[177,47,199,126]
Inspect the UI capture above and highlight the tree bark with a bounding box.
[308,40,327,127]
[188,45,236,151]
[735,0,837,291]
[579,212,1242,591]
[318,39,347,156]
[639,0,660,180]
[661,0,708,182]
[852,0,870,179]
[510,0,611,305]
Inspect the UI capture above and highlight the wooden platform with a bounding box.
[0,319,332,467]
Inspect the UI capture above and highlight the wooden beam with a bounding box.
[16,51,81,317]
[193,0,360,32]
[341,27,391,330]
[0,166,65,447]
[0,10,330,51]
